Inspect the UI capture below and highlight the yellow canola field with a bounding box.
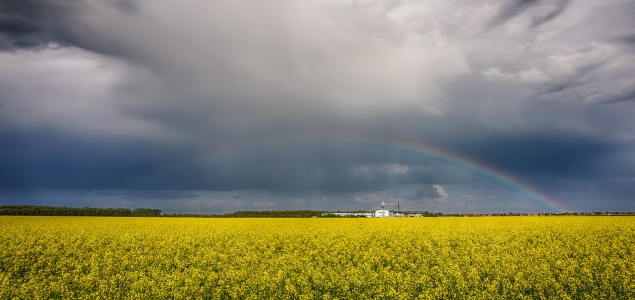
[1,216,634,299]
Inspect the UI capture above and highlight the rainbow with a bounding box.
[194,133,569,213]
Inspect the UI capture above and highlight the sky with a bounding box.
[1,0,634,214]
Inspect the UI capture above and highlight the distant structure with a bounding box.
[372,201,403,218]
[380,201,403,213]
[374,209,392,218]
[324,212,373,218]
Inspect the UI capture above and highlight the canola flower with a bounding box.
[0,216,634,299]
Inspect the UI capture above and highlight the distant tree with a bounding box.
[132,208,162,217]
[0,205,134,216]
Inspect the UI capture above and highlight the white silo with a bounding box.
[374,209,391,218]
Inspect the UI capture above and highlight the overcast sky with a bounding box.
[1,0,634,213]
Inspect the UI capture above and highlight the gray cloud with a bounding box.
[616,34,635,45]
[484,0,540,30]
[483,0,570,31]
[529,0,570,29]
[597,87,635,104]
[391,184,443,200]
[111,0,140,14]
[93,190,199,200]
[1,0,635,213]
[0,0,85,50]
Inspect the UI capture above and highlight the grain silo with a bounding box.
[374,209,391,218]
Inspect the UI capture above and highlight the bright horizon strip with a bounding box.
[192,133,569,213]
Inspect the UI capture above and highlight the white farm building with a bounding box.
[373,210,392,218]
[322,212,374,218]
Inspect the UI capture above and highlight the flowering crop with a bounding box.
[1,216,634,299]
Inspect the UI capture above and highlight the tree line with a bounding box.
[0,206,162,217]
[164,210,325,218]
[0,206,323,218]
[8,206,627,218]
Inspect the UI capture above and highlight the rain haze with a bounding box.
[1,0,634,214]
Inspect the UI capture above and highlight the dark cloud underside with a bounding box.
[1,0,634,213]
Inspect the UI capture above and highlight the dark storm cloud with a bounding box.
[1,0,635,213]
[93,190,199,200]
[0,0,84,50]
[0,126,447,195]
[485,0,540,30]
[451,134,614,178]
[392,185,443,200]
[483,0,571,31]
[597,88,635,104]
[0,128,200,190]
[616,34,635,45]
[111,0,139,14]
[0,0,141,51]
[0,123,619,201]
[532,61,606,99]
[529,0,570,29]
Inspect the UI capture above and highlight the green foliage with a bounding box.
[0,205,150,217]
